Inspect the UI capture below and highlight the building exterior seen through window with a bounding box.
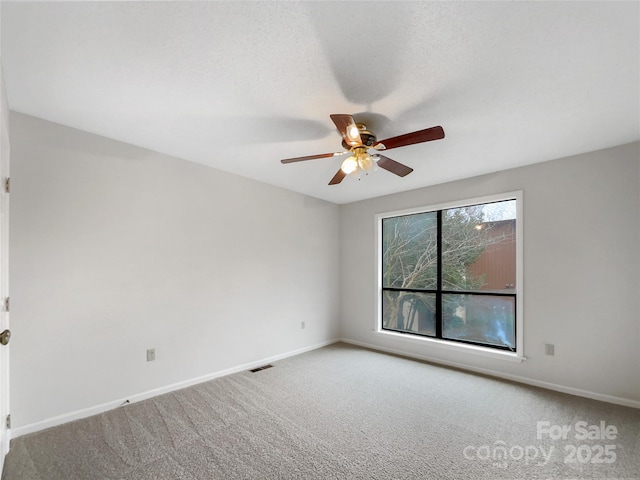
[381,199,517,351]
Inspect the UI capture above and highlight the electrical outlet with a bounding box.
[545,344,555,356]
[147,348,155,362]
[301,321,305,329]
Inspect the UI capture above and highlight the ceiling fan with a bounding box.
[280,114,445,185]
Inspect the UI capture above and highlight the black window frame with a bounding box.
[380,199,518,353]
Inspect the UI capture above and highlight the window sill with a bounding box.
[374,330,526,363]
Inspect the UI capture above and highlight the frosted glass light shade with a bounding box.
[357,152,372,171]
[341,156,358,174]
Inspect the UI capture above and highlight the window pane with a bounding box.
[382,212,437,289]
[442,200,516,292]
[442,294,515,349]
[382,290,435,336]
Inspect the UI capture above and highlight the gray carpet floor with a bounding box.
[2,342,639,479]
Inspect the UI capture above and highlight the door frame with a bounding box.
[0,62,11,471]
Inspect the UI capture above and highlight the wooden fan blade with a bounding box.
[374,126,444,150]
[330,114,362,147]
[281,152,342,164]
[328,168,347,185]
[376,155,413,177]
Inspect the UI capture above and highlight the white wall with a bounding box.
[9,112,340,432]
[339,142,640,406]
[9,110,640,435]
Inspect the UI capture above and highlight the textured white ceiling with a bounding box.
[1,1,638,204]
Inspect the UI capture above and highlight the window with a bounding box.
[379,194,521,354]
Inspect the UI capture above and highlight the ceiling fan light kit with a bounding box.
[341,146,373,175]
[280,114,445,185]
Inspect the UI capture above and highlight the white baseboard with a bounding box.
[13,336,638,439]
[339,337,640,409]
[12,339,339,439]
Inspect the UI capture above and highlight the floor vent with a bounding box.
[249,364,273,373]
